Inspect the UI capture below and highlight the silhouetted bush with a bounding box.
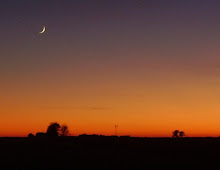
[36,132,46,137]
[28,133,34,138]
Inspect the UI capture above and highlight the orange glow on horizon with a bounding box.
[1,70,220,137]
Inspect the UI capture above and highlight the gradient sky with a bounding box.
[1,0,220,137]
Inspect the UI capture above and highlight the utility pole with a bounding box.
[115,124,118,136]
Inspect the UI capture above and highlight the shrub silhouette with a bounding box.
[46,122,60,137]
[28,133,34,138]
[60,124,69,136]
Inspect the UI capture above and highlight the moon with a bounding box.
[39,26,46,34]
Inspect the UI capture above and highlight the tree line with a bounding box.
[28,122,186,138]
[28,122,69,137]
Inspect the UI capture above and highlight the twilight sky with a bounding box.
[1,0,220,137]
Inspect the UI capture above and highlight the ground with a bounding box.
[0,136,219,169]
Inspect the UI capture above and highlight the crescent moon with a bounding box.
[39,26,46,34]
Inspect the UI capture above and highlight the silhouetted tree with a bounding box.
[179,131,185,138]
[172,130,179,138]
[60,124,69,136]
[46,122,60,137]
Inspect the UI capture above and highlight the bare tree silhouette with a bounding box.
[60,124,69,136]
[46,122,60,137]
[172,130,179,138]
[179,131,185,138]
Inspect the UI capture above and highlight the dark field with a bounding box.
[1,136,220,169]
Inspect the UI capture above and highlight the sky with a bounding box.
[1,0,220,137]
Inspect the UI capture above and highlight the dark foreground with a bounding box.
[1,136,220,169]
